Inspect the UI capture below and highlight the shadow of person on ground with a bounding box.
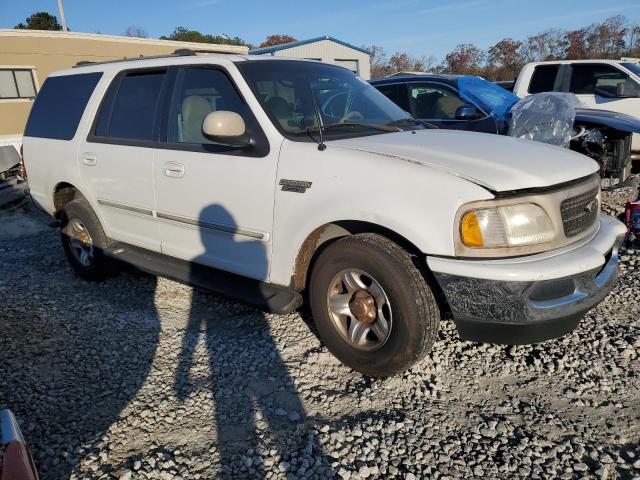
[0,204,161,479]
[173,204,331,478]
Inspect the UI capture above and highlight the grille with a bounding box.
[560,187,599,237]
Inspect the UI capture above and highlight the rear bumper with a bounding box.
[428,215,626,344]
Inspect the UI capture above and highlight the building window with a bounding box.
[0,69,37,99]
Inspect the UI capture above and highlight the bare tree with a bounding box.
[585,16,627,59]
[443,44,485,75]
[627,24,640,57]
[363,44,391,78]
[523,29,566,62]
[123,25,148,38]
[487,38,524,80]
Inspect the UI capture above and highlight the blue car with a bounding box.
[371,74,640,182]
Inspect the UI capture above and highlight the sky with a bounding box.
[1,0,639,60]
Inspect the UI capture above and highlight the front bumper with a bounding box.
[428,215,627,344]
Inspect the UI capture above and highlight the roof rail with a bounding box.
[172,48,219,56]
[73,48,219,68]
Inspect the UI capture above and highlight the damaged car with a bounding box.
[0,145,27,208]
[371,74,640,184]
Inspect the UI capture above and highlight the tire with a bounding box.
[60,198,115,281]
[309,233,440,377]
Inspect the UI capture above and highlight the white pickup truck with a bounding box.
[23,53,626,376]
[513,59,640,161]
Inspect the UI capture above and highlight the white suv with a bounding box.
[23,52,626,377]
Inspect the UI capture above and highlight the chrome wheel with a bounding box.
[326,268,392,351]
[64,218,94,267]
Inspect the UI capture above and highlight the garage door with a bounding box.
[334,59,359,75]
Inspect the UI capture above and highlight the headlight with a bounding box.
[460,203,554,248]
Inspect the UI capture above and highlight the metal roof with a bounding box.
[249,36,370,55]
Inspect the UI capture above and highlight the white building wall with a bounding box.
[261,39,371,80]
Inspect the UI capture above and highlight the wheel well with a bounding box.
[292,220,423,292]
[292,221,451,317]
[53,183,85,218]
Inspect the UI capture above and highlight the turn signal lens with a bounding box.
[461,211,484,247]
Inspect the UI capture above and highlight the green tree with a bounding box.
[14,11,63,31]
[160,27,250,47]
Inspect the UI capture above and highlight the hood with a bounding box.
[328,129,599,192]
[575,108,640,134]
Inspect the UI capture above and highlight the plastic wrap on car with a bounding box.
[508,92,581,148]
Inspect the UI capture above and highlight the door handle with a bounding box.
[163,162,185,178]
[81,152,97,166]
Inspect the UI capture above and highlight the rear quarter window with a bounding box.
[528,65,559,94]
[24,72,102,140]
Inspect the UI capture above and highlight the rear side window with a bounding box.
[24,72,102,140]
[94,70,166,141]
[528,65,559,94]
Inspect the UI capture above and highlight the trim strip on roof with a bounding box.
[250,36,369,55]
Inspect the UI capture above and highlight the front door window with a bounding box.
[409,83,466,119]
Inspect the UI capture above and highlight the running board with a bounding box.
[104,243,302,314]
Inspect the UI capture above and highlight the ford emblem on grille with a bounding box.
[584,199,598,213]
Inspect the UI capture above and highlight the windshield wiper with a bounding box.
[316,122,402,133]
[386,118,424,128]
[387,118,440,129]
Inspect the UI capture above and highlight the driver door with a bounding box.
[568,63,640,116]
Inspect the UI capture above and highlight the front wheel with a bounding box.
[309,233,440,377]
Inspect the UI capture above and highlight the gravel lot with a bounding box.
[1,183,639,480]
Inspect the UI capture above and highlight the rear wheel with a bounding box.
[309,233,440,377]
[60,198,115,281]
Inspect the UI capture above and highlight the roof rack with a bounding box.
[73,48,220,68]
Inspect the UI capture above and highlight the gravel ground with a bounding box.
[0,182,639,480]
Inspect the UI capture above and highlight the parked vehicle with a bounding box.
[23,53,626,376]
[0,145,27,208]
[371,74,640,182]
[512,60,640,162]
[494,80,515,92]
[0,409,38,480]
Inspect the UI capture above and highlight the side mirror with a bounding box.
[454,104,482,120]
[616,82,639,98]
[202,111,250,148]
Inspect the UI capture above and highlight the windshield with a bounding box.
[237,60,417,139]
[622,62,640,77]
[457,75,519,122]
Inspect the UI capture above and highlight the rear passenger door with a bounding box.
[153,65,277,281]
[79,68,170,252]
[525,64,561,95]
